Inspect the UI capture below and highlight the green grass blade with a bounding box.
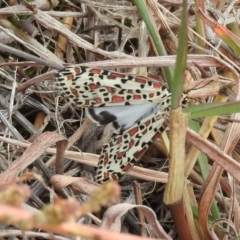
[170,0,188,109]
[133,0,173,83]
[184,101,240,119]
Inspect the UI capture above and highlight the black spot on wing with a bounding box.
[113,121,120,130]
[87,109,117,125]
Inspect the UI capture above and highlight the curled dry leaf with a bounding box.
[209,218,239,240]
[100,203,171,240]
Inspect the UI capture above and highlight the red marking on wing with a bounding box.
[117,152,124,159]
[145,120,151,127]
[108,72,125,79]
[117,136,122,144]
[128,127,138,136]
[133,95,141,100]
[112,96,125,102]
[89,83,98,90]
[95,98,102,104]
[106,86,115,93]
[122,163,133,171]
[109,141,114,147]
[111,174,119,181]
[74,67,81,74]
[67,75,74,80]
[128,140,134,148]
[134,146,148,159]
[89,68,101,74]
[149,93,154,98]
[162,121,168,128]
[104,172,110,179]
[135,78,146,84]
[103,153,109,165]
[153,82,162,89]
[152,132,161,141]
[71,88,79,97]
[142,129,147,135]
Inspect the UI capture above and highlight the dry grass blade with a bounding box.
[50,175,99,195]
[0,135,169,183]
[0,132,67,188]
[187,129,240,182]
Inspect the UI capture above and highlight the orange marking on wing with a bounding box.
[108,72,125,79]
[153,82,162,89]
[112,96,125,102]
[134,147,148,159]
[71,88,79,97]
[122,163,133,171]
[133,95,141,100]
[90,69,101,74]
[135,78,146,84]
[152,132,160,141]
[128,127,138,136]
[74,67,81,74]
[95,98,102,104]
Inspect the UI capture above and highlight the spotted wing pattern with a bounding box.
[96,111,167,183]
[55,66,188,183]
[55,66,171,107]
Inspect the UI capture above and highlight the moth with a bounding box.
[55,66,188,183]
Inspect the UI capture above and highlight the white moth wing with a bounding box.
[54,66,189,184]
[95,110,168,183]
[55,66,171,107]
[87,100,171,132]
